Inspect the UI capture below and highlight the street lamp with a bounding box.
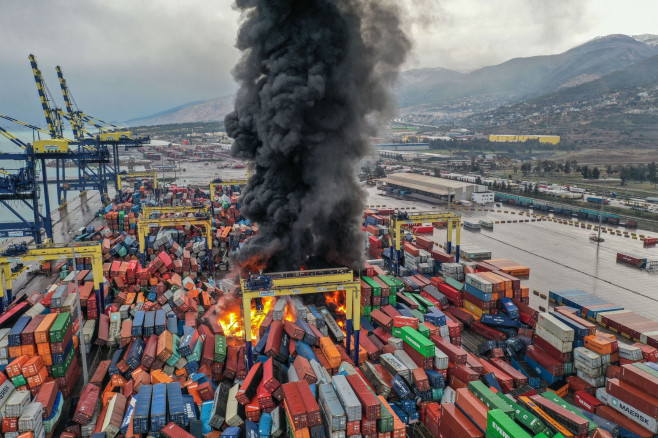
[71,245,89,385]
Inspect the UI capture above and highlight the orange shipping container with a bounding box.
[319,337,341,369]
[584,335,614,355]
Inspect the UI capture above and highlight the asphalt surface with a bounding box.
[365,186,658,319]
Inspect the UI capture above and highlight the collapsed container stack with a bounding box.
[363,210,392,260]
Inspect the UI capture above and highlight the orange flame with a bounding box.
[325,290,347,330]
[217,296,275,340]
[239,254,269,277]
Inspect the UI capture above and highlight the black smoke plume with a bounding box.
[225,0,410,272]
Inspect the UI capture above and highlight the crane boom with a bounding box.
[0,126,28,150]
[55,66,84,140]
[28,54,64,139]
[0,113,49,136]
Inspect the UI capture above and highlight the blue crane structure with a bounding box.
[28,54,115,206]
[0,125,52,243]
[55,64,149,193]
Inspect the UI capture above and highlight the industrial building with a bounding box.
[489,134,560,144]
[376,173,487,204]
[374,143,430,151]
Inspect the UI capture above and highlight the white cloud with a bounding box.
[0,0,656,122]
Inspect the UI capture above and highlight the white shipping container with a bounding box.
[640,330,658,345]
[576,369,605,387]
[573,358,602,378]
[393,350,418,372]
[465,273,493,293]
[434,347,449,370]
[0,380,15,412]
[595,387,608,404]
[537,313,575,342]
[387,337,404,350]
[618,344,643,361]
[607,393,658,434]
[596,309,630,324]
[441,386,456,404]
[4,390,30,418]
[535,325,573,353]
[573,347,602,368]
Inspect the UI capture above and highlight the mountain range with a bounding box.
[130,34,658,128]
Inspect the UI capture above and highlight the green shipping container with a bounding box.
[533,434,551,438]
[432,388,443,401]
[214,335,227,363]
[12,375,27,387]
[186,338,203,362]
[414,294,436,309]
[402,293,426,312]
[445,277,464,291]
[633,362,658,379]
[417,324,430,338]
[362,277,382,297]
[166,335,181,367]
[486,409,533,438]
[378,275,398,294]
[392,327,401,337]
[540,391,595,434]
[410,310,425,323]
[49,312,72,343]
[468,381,514,417]
[399,326,434,358]
[52,347,76,377]
[388,295,397,306]
[495,393,549,436]
[363,306,372,316]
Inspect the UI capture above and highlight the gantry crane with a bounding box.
[1,111,110,207]
[136,216,214,271]
[0,125,52,243]
[0,241,105,314]
[388,210,463,275]
[117,171,158,201]
[240,268,361,370]
[55,64,150,191]
[141,204,208,219]
[28,55,112,206]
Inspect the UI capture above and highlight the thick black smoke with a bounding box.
[225,0,410,272]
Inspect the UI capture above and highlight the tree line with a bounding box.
[517,160,657,186]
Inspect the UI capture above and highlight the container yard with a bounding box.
[2,4,658,438]
[0,170,657,438]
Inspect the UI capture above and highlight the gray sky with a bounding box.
[0,0,656,125]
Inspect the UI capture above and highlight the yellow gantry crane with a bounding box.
[136,216,213,270]
[210,178,248,199]
[117,171,158,192]
[240,267,361,370]
[0,242,105,314]
[141,204,208,219]
[388,210,462,274]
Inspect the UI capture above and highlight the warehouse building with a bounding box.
[377,173,487,204]
[489,134,560,144]
[374,143,430,151]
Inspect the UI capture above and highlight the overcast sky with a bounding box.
[0,0,656,125]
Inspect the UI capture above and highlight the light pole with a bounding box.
[71,245,89,385]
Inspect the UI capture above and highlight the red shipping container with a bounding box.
[393,316,419,330]
[574,390,602,413]
[595,405,653,438]
[439,403,483,438]
[607,378,658,419]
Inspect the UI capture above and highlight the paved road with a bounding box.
[2,190,107,299]
[365,186,658,319]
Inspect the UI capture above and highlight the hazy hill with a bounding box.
[468,53,658,149]
[398,34,658,115]
[130,34,658,126]
[129,95,234,126]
